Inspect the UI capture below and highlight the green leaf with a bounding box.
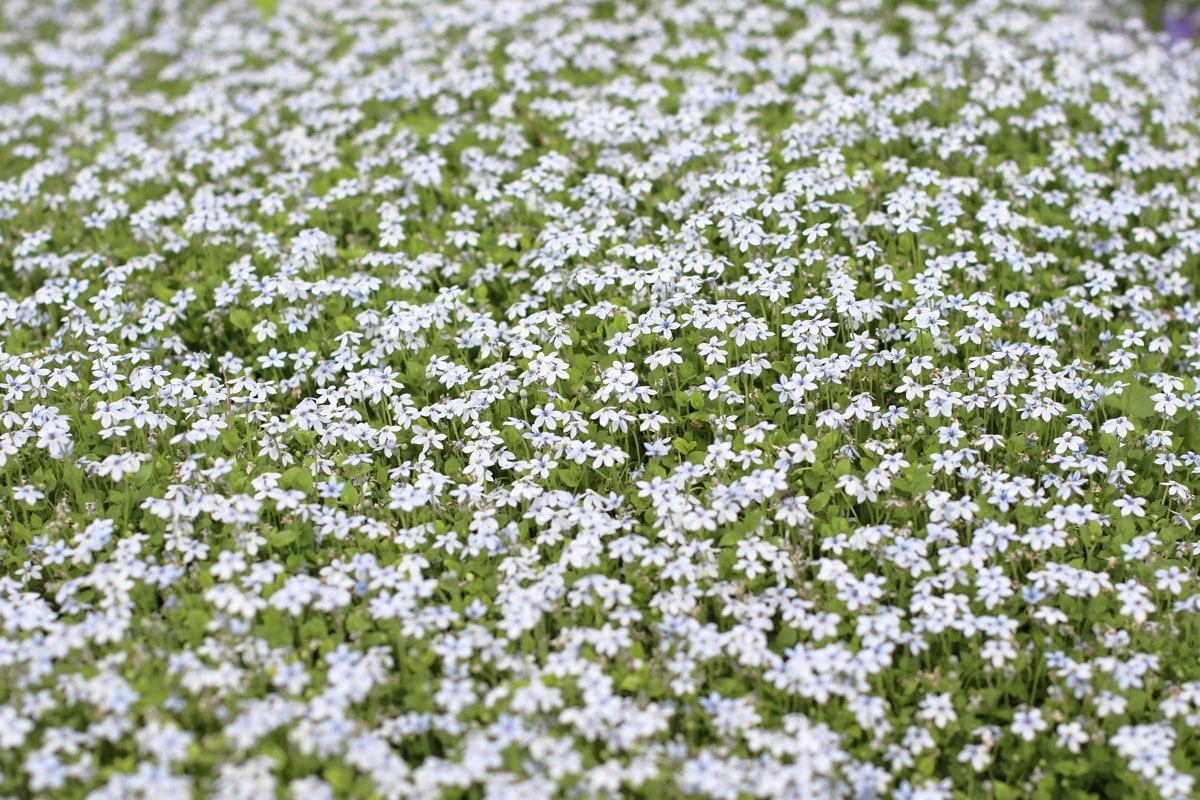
[910,472,934,493]
[994,783,1024,800]
[301,616,326,641]
[281,466,313,493]
[270,528,299,547]
[64,464,84,497]
[841,193,867,208]
[1106,382,1156,420]
[229,308,253,330]
[718,530,743,546]
[254,0,279,19]
[185,609,210,641]
[325,765,354,791]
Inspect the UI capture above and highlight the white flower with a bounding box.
[12,485,44,506]
[1055,721,1089,755]
[1010,708,1048,742]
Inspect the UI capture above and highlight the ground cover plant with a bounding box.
[4,0,1200,797]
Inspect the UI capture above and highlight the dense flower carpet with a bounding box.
[2,0,1200,797]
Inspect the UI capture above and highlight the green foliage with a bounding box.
[1,0,1200,797]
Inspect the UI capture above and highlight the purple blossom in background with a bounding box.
[1164,6,1200,39]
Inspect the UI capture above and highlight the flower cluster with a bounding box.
[1,0,1200,797]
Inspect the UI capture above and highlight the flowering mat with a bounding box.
[3,0,1200,798]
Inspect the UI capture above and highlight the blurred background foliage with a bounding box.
[250,0,1200,40]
